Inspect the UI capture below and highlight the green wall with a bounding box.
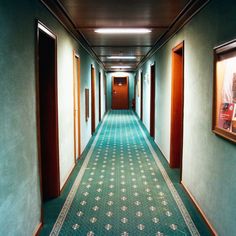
[135,0,236,234]
[106,72,135,110]
[0,0,105,235]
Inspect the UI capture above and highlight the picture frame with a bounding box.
[213,39,236,143]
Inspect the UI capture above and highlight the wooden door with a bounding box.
[73,53,81,162]
[104,74,107,113]
[170,42,184,173]
[37,22,60,201]
[140,72,143,120]
[98,72,101,122]
[150,64,156,138]
[91,65,96,134]
[112,77,129,109]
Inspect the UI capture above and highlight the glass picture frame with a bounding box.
[213,39,236,143]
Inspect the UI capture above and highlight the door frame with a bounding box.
[140,71,143,121]
[150,63,156,138]
[73,51,81,162]
[170,42,184,180]
[98,72,101,122]
[112,76,129,109]
[36,20,60,220]
[91,65,96,134]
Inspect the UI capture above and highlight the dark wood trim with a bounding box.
[127,77,129,109]
[36,20,60,201]
[73,52,76,163]
[35,19,43,226]
[170,42,184,175]
[73,52,81,162]
[40,0,105,70]
[76,26,169,29]
[33,222,43,236]
[181,181,218,236]
[213,128,236,144]
[150,63,156,138]
[98,72,101,122]
[40,0,209,74]
[91,65,96,134]
[104,73,107,113]
[91,45,152,48]
[107,70,135,73]
[140,72,143,121]
[212,39,236,144]
[98,54,146,57]
[137,0,210,70]
[85,88,90,122]
[133,73,137,111]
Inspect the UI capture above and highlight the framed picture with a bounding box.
[213,39,236,143]
[85,88,89,122]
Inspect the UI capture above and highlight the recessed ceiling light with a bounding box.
[95,28,151,34]
[107,56,136,60]
[111,66,132,69]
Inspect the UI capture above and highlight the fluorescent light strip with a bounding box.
[111,66,131,69]
[95,28,151,34]
[107,56,136,60]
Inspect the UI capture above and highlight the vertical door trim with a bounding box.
[91,65,96,134]
[170,41,184,181]
[140,72,143,120]
[73,51,81,162]
[104,74,107,113]
[98,72,101,122]
[35,20,60,221]
[150,63,156,138]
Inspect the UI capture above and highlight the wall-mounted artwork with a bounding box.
[85,88,89,122]
[213,39,236,143]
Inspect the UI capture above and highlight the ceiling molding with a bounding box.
[40,0,105,70]
[136,0,211,70]
[75,26,169,29]
[40,0,211,73]
[91,45,152,48]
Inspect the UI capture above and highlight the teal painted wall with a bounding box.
[0,0,105,235]
[135,0,236,234]
[106,72,135,110]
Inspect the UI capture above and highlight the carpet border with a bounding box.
[49,112,109,236]
[133,111,200,236]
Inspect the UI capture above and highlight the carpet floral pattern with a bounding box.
[47,110,206,236]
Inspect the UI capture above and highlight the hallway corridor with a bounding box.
[41,111,210,236]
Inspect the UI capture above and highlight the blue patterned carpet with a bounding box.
[40,110,211,236]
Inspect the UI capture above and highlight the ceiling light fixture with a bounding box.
[111,66,132,69]
[107,56,136,60]
[95,28,151,34]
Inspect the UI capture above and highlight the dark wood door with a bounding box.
[150,64,156,138]
[98,72,101,121]
[170,42,184,173]
[140,72,143,121]
[91,65,96,134]
[37,23,60,201]
[104,75,107,113]
[112,77,129,109]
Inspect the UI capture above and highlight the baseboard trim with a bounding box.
[60,111,108,193]
[181,181,218,236]
[33,222,43,236]
[60,163,77,193]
